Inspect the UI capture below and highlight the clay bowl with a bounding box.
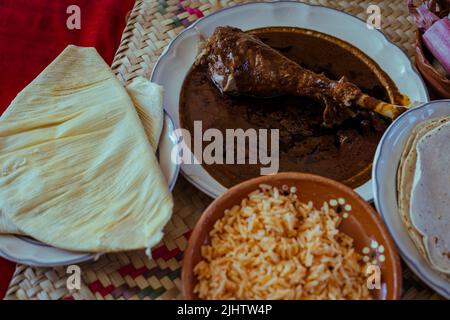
[415,31,450,98]
[182,172,402,300]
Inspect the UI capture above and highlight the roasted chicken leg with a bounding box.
[196,26,408,125]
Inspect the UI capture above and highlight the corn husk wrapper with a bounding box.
[126,77,164,150]
[0,46,173,252]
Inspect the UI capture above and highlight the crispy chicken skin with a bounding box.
[196,26,361,126]
[197,26,409,125]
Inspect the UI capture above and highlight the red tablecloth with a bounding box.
[0,0,135,299]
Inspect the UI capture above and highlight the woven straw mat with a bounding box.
[4,0,443,300]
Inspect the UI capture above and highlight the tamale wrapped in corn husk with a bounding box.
[0,45,173,252]
[126,77,164,150]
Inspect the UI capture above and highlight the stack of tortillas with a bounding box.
[397,117,450,276]
[0,46,173,253]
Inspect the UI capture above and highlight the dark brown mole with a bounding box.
[180,27,399,189]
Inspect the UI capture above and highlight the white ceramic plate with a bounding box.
[151,1,429,201]
[0,112,180,266]
[373,100,450,298]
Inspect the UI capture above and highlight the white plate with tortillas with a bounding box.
[373,99,450,298]
[0,46,179,266]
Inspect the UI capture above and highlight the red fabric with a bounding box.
[0,0,135,299]
[0,262,15,299]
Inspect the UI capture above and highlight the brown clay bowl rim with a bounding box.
[415,31,450,84]
[182,172,402,300]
